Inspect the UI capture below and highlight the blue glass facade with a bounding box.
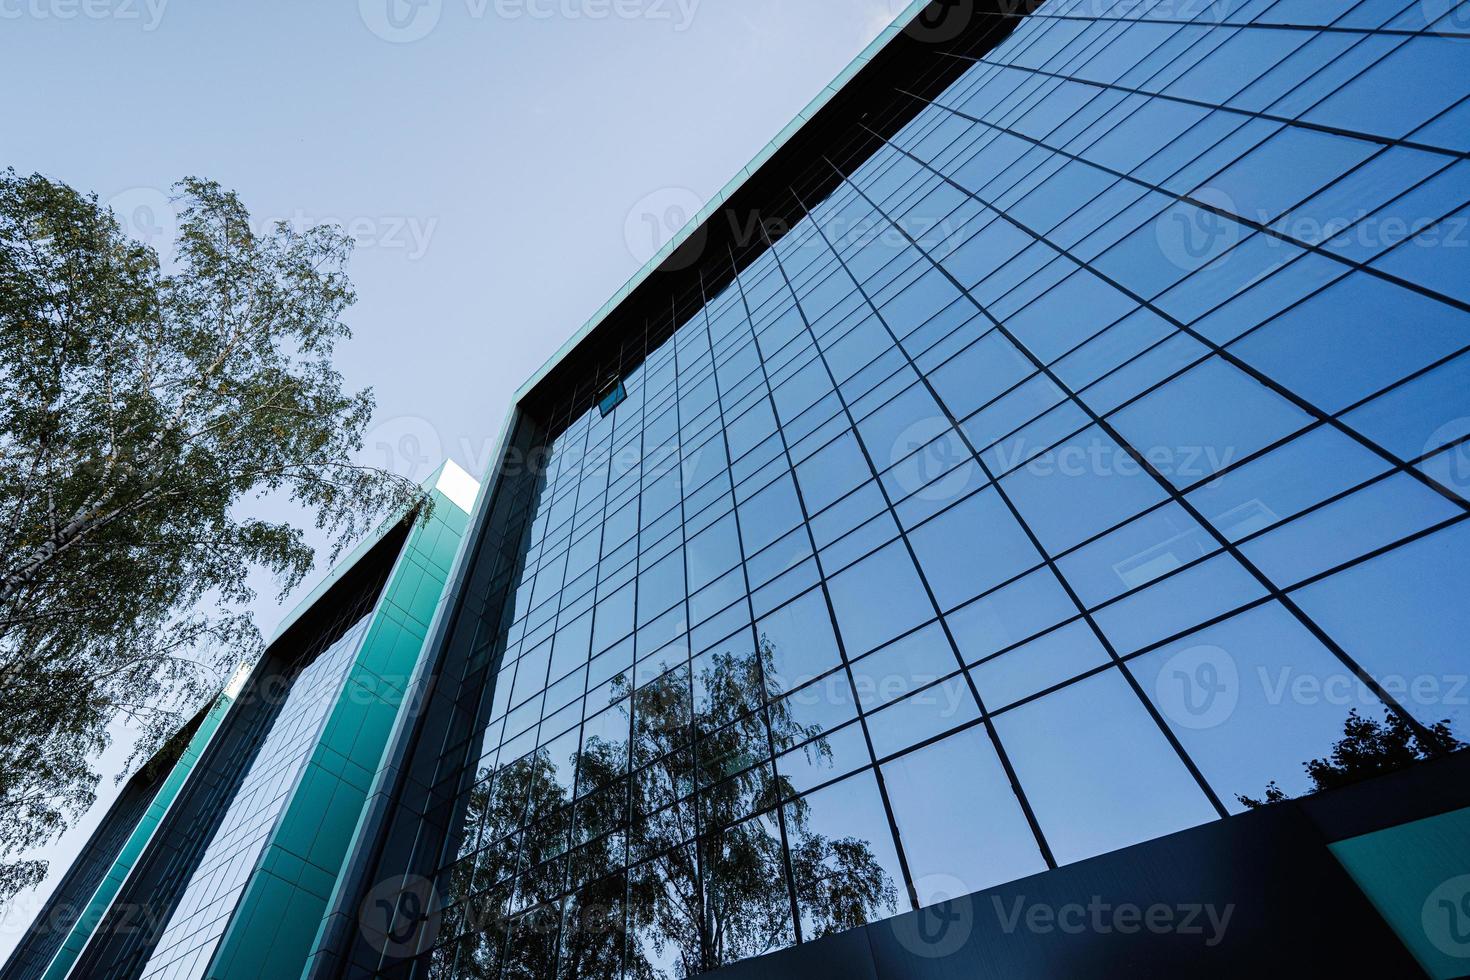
[368,2,1470,978]
[137,616,370,980]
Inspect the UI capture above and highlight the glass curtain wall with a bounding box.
[138,616,373,980]
[435,0,1470,976]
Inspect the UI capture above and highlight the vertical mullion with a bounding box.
[773,188,1083,863]
[688,277,806,956]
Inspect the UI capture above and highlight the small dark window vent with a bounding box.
[597,376,627,417]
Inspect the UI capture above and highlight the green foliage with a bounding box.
[0,169,425,901]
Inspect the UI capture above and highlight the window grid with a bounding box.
[139,615,371,980]
[432,1,1470,976]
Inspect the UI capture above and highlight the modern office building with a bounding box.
[0,700,224,980]
[1,462,480,980]
[13,0,1470,976]
[289,2,1470,978]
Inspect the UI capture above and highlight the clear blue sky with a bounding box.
[0,0,904,952]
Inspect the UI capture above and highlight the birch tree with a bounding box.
[0,170,424,901]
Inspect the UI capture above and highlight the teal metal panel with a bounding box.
[203,479,473,980]
[1330,805,1470,979]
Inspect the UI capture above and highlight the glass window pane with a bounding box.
[970,620,1112,709]
[1093,552,1266,655]
[1372,203,1470,306]
[638,549,685,626]
[1001,426,1169,554]
[1208,126,1376,223]
[593,585,636,655]
[1229,275,1469,414]
[738,474,805,555]
[1110,357,1312,490]
[995,669,1217,865]
[512,641,553,708]
[1240,473,1460,587]
[699,812,795,967]
[883,728,1047,904]
[502,905,562,977]
[1134,603,1391,814]
[1418,442,1470,500]
[784,770,905,940]
[929,330,1033,419]
[850,622,957,711]
[774,719,870,796]
[1186,426,1390,543]
[1341,351,1470,462]
[1056,502,1212,608]
[1306,37,1470,140]
[627,846,701,978]
[795,431,871,514]
[827,541,936,655]
[854,383,949,467]
[686,513,742,594]
[692,637,763,732]
[866,676,980,759]
[1006,267,1139,363]
[579,699,631,793]
[1293,521,1470,735]
[909,487,1042,611]
[757,588,842,695]
[558,875,627,980]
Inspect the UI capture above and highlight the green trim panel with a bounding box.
[41,692,235,980]
[203,486,471,980]
[1330,805,1470,979]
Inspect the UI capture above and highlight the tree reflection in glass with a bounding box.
[446,631,898,978]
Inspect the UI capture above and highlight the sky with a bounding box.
[0,0,907,958]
